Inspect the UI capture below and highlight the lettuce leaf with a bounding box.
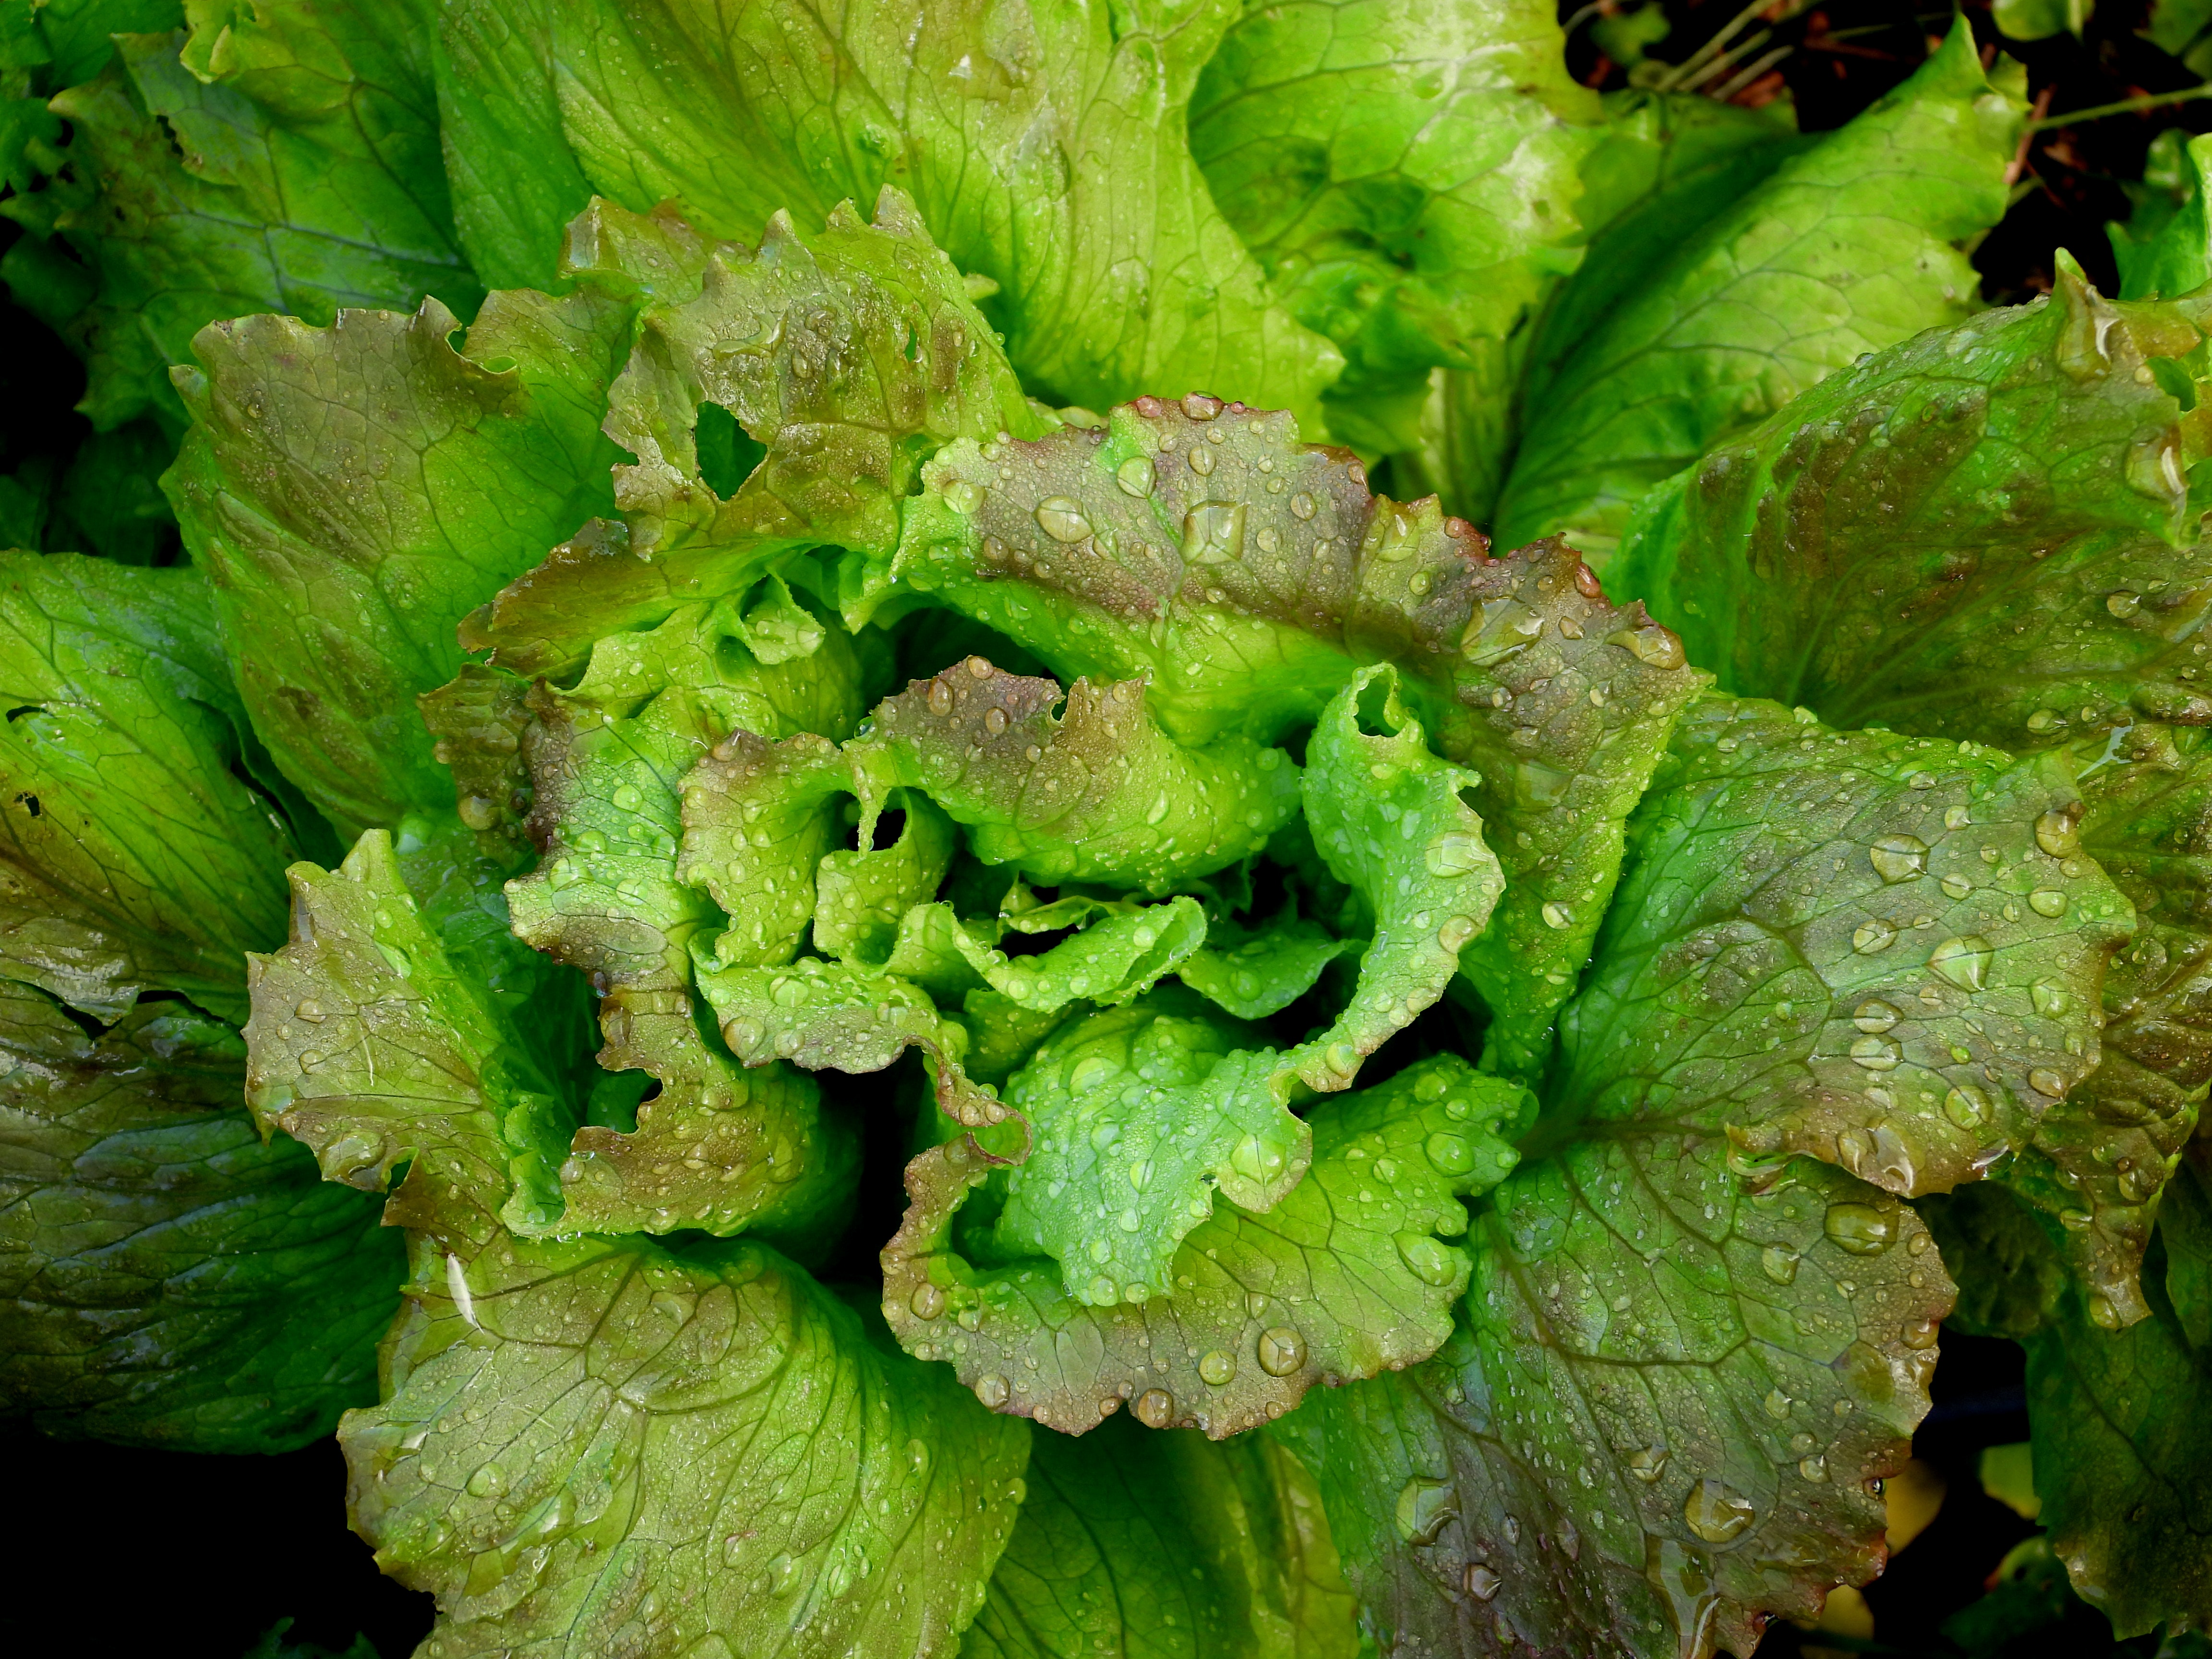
[7,5,478,431]
[1490,24,2021,556]
[168,284,632,835]
[1188,0,1599,452]
[962,1414,1360,1659]
[430,0,1342,424]
[342,1225,1032,1658]
[884,1053,1525,1437]
[0,552,293,1024]
[0,977,401,1450]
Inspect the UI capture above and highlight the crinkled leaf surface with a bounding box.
[1617,266,2212,757]
[1560,696,2131,1203]
[504,601,865,1240]
[887,400,1700,1075]
[962,1413,1361,1659]
[1279,1146,1954,1659]
[884,1053,1525,1438]
[434,0,1340,424]
[992,997,1307,1305]
[858,661,1303,895]
[0,552,292,1023]
[1187,0,1599,451]
[168,284,632,834]
[343,1226,1031,1659]
[1615,271,2212,1305]
[464,192,1045,677]
[1491,24,2020,555]
[243,830,573,1245]
[1180,907,1359,1021]
[0,977,401,1451]
[9,6,477,431]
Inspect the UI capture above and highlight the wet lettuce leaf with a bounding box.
[1490,24,2021,556]
[429,0,1342,424]
[0,552,293,1024]
[1187,0,1600,452]
[5,3,478,432]
[962,1414,1361,1659]
[343,1224,1032,1659]
[0,977,401,1450]
[883,1052,1525,1438]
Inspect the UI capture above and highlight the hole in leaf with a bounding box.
[696,402,765,498]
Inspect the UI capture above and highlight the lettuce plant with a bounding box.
[2,3,2209,1656]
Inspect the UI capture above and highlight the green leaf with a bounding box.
[0,977,401,1451]
[889,400,1701,1073]
[435,0,1341,426]
[813,793,959,962]
[342,1226,1032,1658]
[1931,1155,2212,1637]
[962,1414,1361,1659]
[1561,696,2132,1203]
[168,282,634,835]
[417,663,536,861]
[1996,0,2093,40]
[992,996,1307,1304]
[1491,23,2022,557]
[242,829,575,1244]
[1278,1145,1953,1657]
[1186,0,1599,451]
[2111,130,2212,301]
[8,9,478,431]
[1612,271,2212,1304]
[1298,663,1502,1086]
[432,0,593,290]
[2144,0,2212,76]
[883,1052,1527,1437]
[0,552,292,1023]
[463,192,1046,677]
[1179,907,1359,1021]
[502,600,868,1242]
[1616,265,2212,755]
[857,661,1304,895]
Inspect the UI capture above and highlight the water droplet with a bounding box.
[1929,936,1992,992]
[2089,1294,2121,1329]
[1395,1477,1456,1544]
[1799,1455,1827,1482]
[909,1281,945,1320]
[457,793,498,830]
[1258,1327,1307,1376]
[1628,1443,1670,1482]
[975,1374,1011,1408]
[295,999,325,1023]
[1869,835,1928,883]
[1854,919,1897,954]
[1115,457,1154,497]
[1087,1274,1118,1305]
[1607,625,1686,669]
[1199,1349,1237,1386]
[1424,1131,1477,1177]
[1682,1479,1755,1544]
[1189,445,1216,476]
[1825,1202,1898,1255]
[2029,889,2068,917]
[2035,808,2081,858]
[1290,491,1317,519]
[1943,1085,1992,1129]
[1764,1389,1793,1419]
[942,479,982,514]
[2029,1067,2067,1098]
[466,1462,506,1499]
[1036,496,1092,542]
[1541,901,1573,929]
[1761,1246,1800,1284]
[1901,1316,1940,1350]
[1395,1232,1458,1286]
[1136,1388,1174,1428]
[1853,1000,1900,1033]
[1439,914,1479,951]
[2031,979,2071,1018]
[1181,392,1222,420]
[1465,1562,1502,1600]
[611,783,643,811]
[1850,1036,1900,1072]
[927,680,954,717]
[1941,873,1973,900]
